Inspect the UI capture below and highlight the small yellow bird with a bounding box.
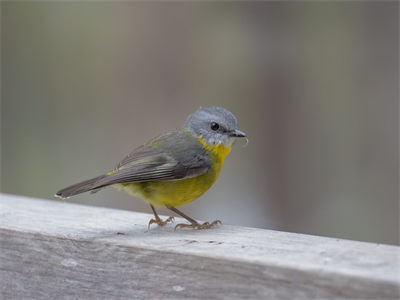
[56,106,246,229]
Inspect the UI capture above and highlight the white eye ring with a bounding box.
[210,122,219,131]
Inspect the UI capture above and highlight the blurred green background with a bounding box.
[1,1,398,245]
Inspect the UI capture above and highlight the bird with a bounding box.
[55,106,246,230]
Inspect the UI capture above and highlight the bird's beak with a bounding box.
[229,129,247,137]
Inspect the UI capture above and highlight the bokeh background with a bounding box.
[1,1,398,245]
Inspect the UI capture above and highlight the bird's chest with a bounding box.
[127,144,231,207]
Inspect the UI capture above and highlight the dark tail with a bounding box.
[55,174,107,199]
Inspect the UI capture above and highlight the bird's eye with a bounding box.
[210,122,219,131]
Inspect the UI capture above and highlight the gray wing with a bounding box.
[92,130,211,189]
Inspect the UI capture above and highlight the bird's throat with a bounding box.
[198,137,232,162]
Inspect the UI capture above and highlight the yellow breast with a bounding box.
[119,137,232,207]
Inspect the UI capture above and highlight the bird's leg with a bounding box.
[148,205,174,229]
[167,206,222,230]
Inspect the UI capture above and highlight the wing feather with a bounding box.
[93,130,210,189]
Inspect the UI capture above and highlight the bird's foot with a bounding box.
[174,220,222,230]
[148,216,174,229]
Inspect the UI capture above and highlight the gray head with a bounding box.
[184,106,246,145]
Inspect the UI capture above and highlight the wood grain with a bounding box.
[0,193,399,299]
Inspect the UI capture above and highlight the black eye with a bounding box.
[210,122,219,131]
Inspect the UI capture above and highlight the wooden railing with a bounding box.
[0,193,399,299]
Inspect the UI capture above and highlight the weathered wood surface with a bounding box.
[0,193,399,299]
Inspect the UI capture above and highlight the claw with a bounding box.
[148,216,175,230]
[174,220,222,231]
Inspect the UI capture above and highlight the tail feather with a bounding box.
[55,174,107,199]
